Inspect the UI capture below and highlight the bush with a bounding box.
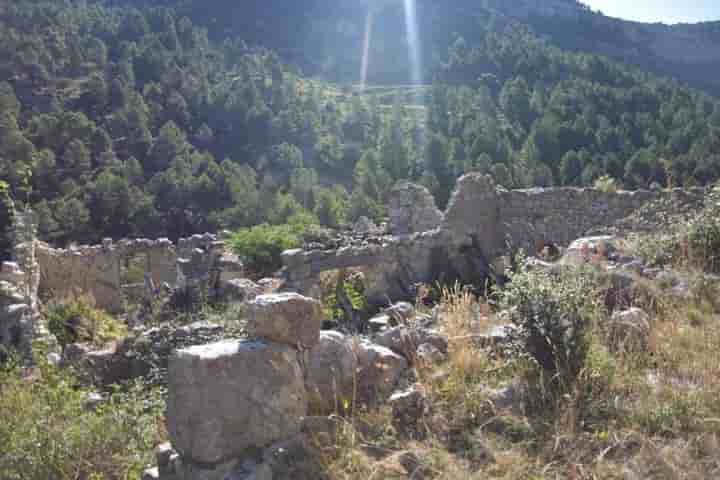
[686,217,720,273]
[593,175,619,193]
[321,271,368,324]
[46,298,127,349]
[230,213,317,276]
[501,258,603,385]
[0,360,163,479]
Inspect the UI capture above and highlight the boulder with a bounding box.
[375,325,448,363]
[608,308,651,353]
[304,331,357,414]
[389,384,429,439]
[353,340,408,406]
[246,293,323,349]
[416,343,446,365]
[388,182,443,235]
[217,252,244,282]
[561,236,616,265]
[218,278,263,304]
[353,216,379,235]
[167,339,307,464]
[384,301,415,325]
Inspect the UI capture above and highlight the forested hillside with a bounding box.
[1,0,720,246]
[118,0,720,94]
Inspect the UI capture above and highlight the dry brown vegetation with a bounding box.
[320,256,720,479]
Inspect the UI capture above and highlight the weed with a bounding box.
[45,297,126,349]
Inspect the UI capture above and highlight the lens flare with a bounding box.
[360,10,373,91]
[403,0,422,86]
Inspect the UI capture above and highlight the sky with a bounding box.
[580,1,720,24]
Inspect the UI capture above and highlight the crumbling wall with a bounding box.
[282,230,443,305]
[0,210,44,360]
[282,174,706,302]
[497,187,704,254]
[36,234,227,313]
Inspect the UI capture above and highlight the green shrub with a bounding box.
[0,360,163,479]
[46,298,127,349]
[635,395,700,437]
[501,258,603,386]
[593,175,619,193]
[687,217,720,273]
[231,225,300,275]
[321,272,368,323]
[630,233,680,268]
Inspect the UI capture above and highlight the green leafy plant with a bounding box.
[593,175,620,193]
[686,216,720,273]
[501,257,603,386]
[231,213,317,276]
[46,297,127,349]
[0,359,163,480]
[321,272,368,322]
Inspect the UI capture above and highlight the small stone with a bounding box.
[262,434,326,480]
[384,302,415,325]
[46,352,62,366]
[141,467,159,480]
[367,313,391,332]
[155,442,174,469]
[83,392,104,411]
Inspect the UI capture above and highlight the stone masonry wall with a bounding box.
[497,186,704,255]
[36,234,222,313]
[282,174,706,303]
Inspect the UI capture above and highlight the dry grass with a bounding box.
[322,261,720,479]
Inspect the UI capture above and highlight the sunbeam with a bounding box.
[403,0,422,86]
[360,9,373,91]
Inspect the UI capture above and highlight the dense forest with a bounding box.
[1,0,720,246]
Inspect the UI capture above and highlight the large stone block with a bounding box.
[304,331,357,414]
[167,339,307,464]
[246,293,322,349]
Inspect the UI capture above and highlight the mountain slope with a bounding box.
[1,0,719,247]
[123,0,720,95]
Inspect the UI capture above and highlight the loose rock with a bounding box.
[353,340,408,406]
[304,331,357,414]
[246,293,323,349]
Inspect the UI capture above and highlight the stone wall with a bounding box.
[36,234,225,313]
[282,174,706,304]
[497,186,705,255]
[0,210,44,360]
